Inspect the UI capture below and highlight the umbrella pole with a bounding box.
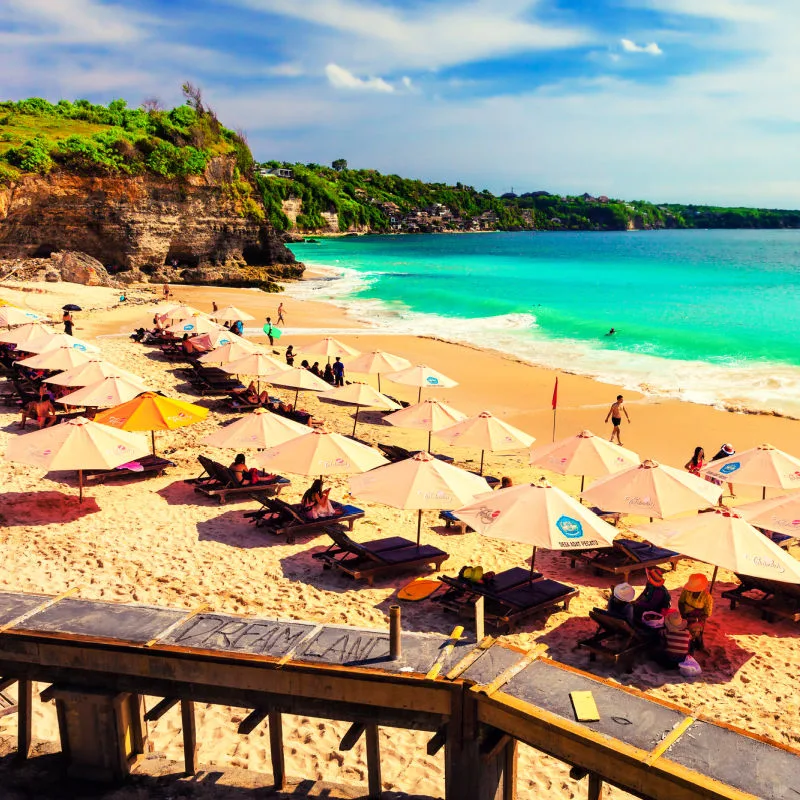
[416,509,422,548]
[427,430,432,452]
[762,486,766,500]
[417,387,422,404]
[709,565,719,594]
[480,450,485,476]
[377,374,381,393]
[79,469,83,503]
[352,405,360,437]
[530,546,537,578]
[294,388,299,408]
[151,430,156,456]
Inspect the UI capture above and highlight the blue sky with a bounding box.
[1,0,799,206]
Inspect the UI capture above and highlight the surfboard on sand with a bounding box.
[398,578,441,601]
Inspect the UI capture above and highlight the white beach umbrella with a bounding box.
[581,459,722,519]
[530,429,640,490]
[300,336,360,361]
[56,376,150,408]
[166,315,222,336]
[0,322,56,345]
[4,416,150,502]
[632,508,800,589]
[0,306,43,327]
[454,477,618,574]
[158,304,205,321]
[346,350,412,392]
[265,366,332,407]
[44,360,142,388]
[349,450,490,545]
[254,428,388,477]
[701,443,800,498]
[318,383,401,436]
[220,352,291,392]
[197,339,261,364]
[16,346,95,372]
[212,305,256,323]
[189,329,252,352]
[22,332,100,354]
[201,407,308,450]
[734,494,800,539]
[386,363,458,402]
[385,398,467,451]
[436,411,535,475]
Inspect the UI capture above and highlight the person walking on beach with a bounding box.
[212,301,218,314]
[162,283,170,301]
[685,447,705,477]
[62,310,74,336]
[605,395,629,445]
[277,302,285,325]
[265,317,274,346]
[332,356,345,387]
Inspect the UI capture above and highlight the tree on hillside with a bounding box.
[332,158,348,172]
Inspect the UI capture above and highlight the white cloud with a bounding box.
[325,63,394,93]
[402,76,413,90]
[621,38,662,54]
[265,63,305,78]
[629,0,774,22]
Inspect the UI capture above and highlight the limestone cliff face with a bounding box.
[0,157,301,281]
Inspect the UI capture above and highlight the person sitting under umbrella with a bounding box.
[230,453,275,486]
[301,479,344,520]
[659,609,692,669]
[607,582,635,624]
[679,573,713,649]
[20,385,57,429]
[633,566,671,622]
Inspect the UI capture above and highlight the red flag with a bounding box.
[552,377,559,410]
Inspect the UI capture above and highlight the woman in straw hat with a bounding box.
[660,609,692,668]
[679,573,713,649]
[607,582,635,625]
[633,566,671,622]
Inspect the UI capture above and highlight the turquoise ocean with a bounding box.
[285,230,800,416]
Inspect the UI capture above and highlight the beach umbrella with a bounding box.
[581,459,722,520]
[56,376,149,408]
[94,392,208,455]
[349,451,490,545]
[436,411,535,475]
[631,508,800,590]
[221,352,291,393]
[212,305,255,323]
[341,350,411,392]
[44,360,143,388]
[16,346,95,372]
[197,339,261,364]
[22,332,100,354]
[4,416,149,502]
[201,407,308,450]
[701,443,800,499]
[62,304,82,312]
[318,383,401,436]
[0,322,56,346]
[734,493,800,539]
[386,363,458,403]
[264,366,332,407]
[529,429,640,490]
[190,329,251,352]
[0,306,43,327]
[254,428,388,477]
[166,315,222,336]
[300,337,360,363]
[385,398,467,451]
[158,304,205,321]
[454,477,618,575]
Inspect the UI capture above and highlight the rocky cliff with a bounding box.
[0,157,302,288]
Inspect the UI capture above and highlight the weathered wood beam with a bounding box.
[504,739,518,800]
[144,696,179,722]
[238,708,269,735]
[181,700,197,776]
[366,723,381,800]
[269,710,286,791]
[481,732,511,763]
[339,722,366,751]
[0,677,16,693]
[427,725,448,756]
[38,684,56,703]
[588,773,604,800]
[17,679,32,760]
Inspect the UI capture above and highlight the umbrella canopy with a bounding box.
[701,443,800,494]
[530,429,640,489]
[197,339,261,364]
[221,352,291,377]
[436,411,535,474]
[16,346,95,372]
[0,306,43,327]
[190,329,250,352]
[265,366,332,406]
[158,304,205,321]
[22,332,100,354]
[57,376,150,408]
[454,478,618,573]
[201,407,308,450]
[318,382,401,436]
[0,322,56,345]
[385,398,467,451]
[386,363,458,402]
[300,337,360,359]
[349,451,490,544]
[632,508,800,586]
[343,349,410,390]
[4,416,149,501]
[94,392,208,454]
[581,459,722,519]
[166,315,222,336]
[45,360,142,388]
[212,305,256,323]
[255,428,388,476]
[734,494,800,539]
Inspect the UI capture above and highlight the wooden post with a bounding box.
[181,699,197,776]
[268,711,286,790]
[17,679,32,760]
[504,739,518,800]
[588,773,604,800]
[475,596,485,642]
[389,605,402,660]
[366,722,382,800]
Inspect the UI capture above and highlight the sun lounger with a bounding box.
[589,505,622,526]
[84,454,176,483]
[313,529,449,585]
[244,496,365,543]
[757,529,796,550]
[435,567,576,631]
[721,574,800,623]
[565,538,684,583]
[377,443,455,464]
[193,459,290,504]
[0,686,18,721]
[439,509,472,533]
[187,371,244,396]
[577,608,656,671]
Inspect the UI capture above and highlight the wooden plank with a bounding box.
[475,596,485,642]
[426,625,464,680]
[17,679,32,760]
[180,699,197,776]
[144,604,210,647]
[426,724,447,756]
[470,646,546,696]
[588,773,604,800]
[481,732,511,763]
[0,588,79,634]
[366,723,381,800]
[268,710,286,791]
[504,738,518,800]
[445,637,495,681]
[645,716,696,766]
[144,696,179,722]
[277,623,324,666]
[238,707,269,735]
[0,677,16,693]
[340,722,366,751]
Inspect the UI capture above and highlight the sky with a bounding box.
[1,0,799,206]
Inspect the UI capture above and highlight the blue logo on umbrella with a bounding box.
[183,324,192,331]
[720,462,741,475]
[426,376,439,385]
[73,343,87,351]
[556,515,584,539]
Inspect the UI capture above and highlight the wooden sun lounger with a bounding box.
[439,510,472,533]
[757,529,796,551]
[577,608,656,671]
[84,454,176,483]
[0,687,18,721]
[377,443,455,464]
[244,496,365,543]
[193,459,290,504]
[565,538,684,582]
[722,574,800,623]
[313,529,449,585]
[589,505,622,526]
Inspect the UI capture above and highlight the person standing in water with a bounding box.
[605,394,630,445]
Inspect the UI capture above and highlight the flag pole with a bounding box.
[551,376,559,442]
